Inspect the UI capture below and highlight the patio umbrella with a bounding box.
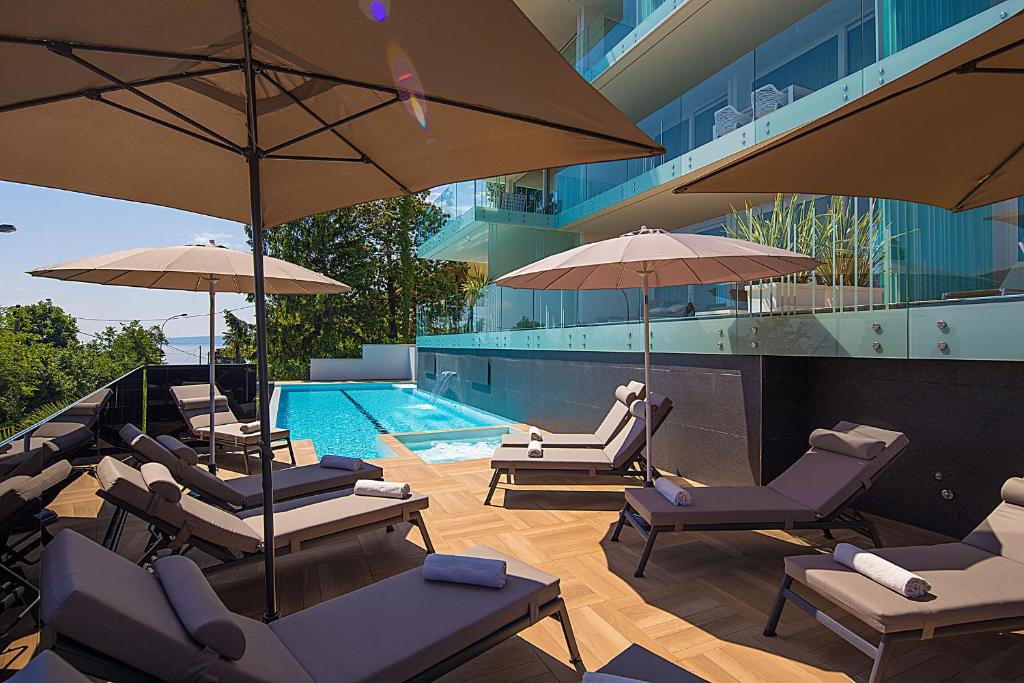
[496,227,818,483]
[672,9,1024,212]
[0,1,662,619]
[29,240,350,473]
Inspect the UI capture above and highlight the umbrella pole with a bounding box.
[642,273,653,485]
[240,0,278,623]
[208,279,218,474]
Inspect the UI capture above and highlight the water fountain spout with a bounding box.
[431,370,457,405]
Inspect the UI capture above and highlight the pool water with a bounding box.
[405,435,503,465]
[275,383,512,460]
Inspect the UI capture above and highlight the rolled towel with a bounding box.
[527,442,543,458]
[833,543,932,598]
[238,421,261,434]
[654,477,692,506]
[354,479,410,499]
[320,455,363,471]
[582,674,648,683]
[423,553,506,588]
[528,426,543,442]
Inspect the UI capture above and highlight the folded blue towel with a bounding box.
[423,553,507,589]
[320,455,363,471]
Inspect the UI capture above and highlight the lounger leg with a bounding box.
[610,504,629,542]
[505,470,512,484]
[869,634,894,683]
[553,599,586,674]
[764,575,792,637]
[242,445,251,475]
[101,507,127,552]
[411,511,435,554]
[385,525,395,532]
[634,528,659,578]
[287,438,296,466]
[866,521,883,548]
[483,468,502,506]
[822,529,834,541]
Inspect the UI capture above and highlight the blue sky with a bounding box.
[0,180,255,338]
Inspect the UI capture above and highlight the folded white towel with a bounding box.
[423,553,506,588]
[582,673,647,683]
[353,480,410,499]
[654,477,692,506]
[238,421,261,434]
[528,426,543,442]
[527,442,543,458]
[833,543,932,598]
[320,455,363,471]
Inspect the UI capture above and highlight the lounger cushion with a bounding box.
[491,445,613,471]
[270,545,560,683]
[141,463,182,503]
[120,425,187,476]
[0,476,34,521]
[808,428,885,460]
[963,478,1024,564]
[32,418,94,437]
[96,457,263,554]
[10,651,90,683]
[193,422,290,445]
[171,384,218,402]
[236,487,429,551]
[626,484,816,529]
[1000,477,1024,507]
[224,462,384,507]
[41,530,314,683]
[178,395,229,410]
[0,461,72,520]
[614,384,639,405]
[155,555,246,660]
[500,431,606,448]
[785,542,1024,634]
[64,388,111,417]
[156,434,200,465]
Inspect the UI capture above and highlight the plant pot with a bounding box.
[745,282,884,313]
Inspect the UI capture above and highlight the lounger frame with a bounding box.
[764,574,1024,683]
[97,490,435,568]
[43,596,586,683]
[610,448,905,577]
[188,433,296,476]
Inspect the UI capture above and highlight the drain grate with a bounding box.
[339,390,387,434]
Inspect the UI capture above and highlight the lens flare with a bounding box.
[359,0,389,22]
[387,40,427,131]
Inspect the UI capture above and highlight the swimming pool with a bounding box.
[274,383,513,460]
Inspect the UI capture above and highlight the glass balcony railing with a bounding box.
[572,0,672,77]
[432,177,556,221]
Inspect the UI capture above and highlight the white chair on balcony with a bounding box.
[712,105,752,139]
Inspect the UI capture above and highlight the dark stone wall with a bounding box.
[419,348,1023,538]
[418,349,763,485]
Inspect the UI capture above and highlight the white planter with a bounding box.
[745,282,884,314]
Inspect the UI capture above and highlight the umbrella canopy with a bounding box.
[29,242,350,295]
[672,9,1024,212]
[30,241,350,473]
[0,0,661,620]
[497,227,818,482]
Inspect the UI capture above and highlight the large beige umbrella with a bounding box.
[497,227,818,482]
[29,241,350,472]
[672,9,1024,212]
[0,1,661,619]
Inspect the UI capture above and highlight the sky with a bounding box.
[0,180,255,339]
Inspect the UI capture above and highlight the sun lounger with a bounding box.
[500,381,645,448]
[485,394,673,505]
[8,651,90,683]
[119,423,383,510]
[170,383,294,474]
[594,644,706,682]
[765,476,1024,683]
[40,529,585,683]
[94,456,433,564]
[612,422,909,576]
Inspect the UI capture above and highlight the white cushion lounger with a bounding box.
[119,423,383,509]
[613,422,910,576]
[41,529,586,683]
[500,381,645,448]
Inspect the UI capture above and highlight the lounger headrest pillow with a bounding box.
[154,555,246,661]
[156,435,200,466]
[629,399,648,420]
[64,402,97,417]
[141,463,182,503]
[119,422,144,446]
[626,380,647,400]
[1002,477,1024,507]
[614,385,639,406]
[178,395,229,410]
[808,428,885,460]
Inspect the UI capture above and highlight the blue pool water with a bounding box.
[405,435,503,465]
[275,383,512,460]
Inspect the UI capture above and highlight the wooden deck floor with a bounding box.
[7,440,1024,682]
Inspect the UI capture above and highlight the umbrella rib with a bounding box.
[954,137,1024,211]
[259,70,412,194]
[0,35,242,65]
[263,64,665,156]
[262,95,401,155]
[0,65,238,115]
[91,95,242,155]
[46,43,244,153]
[264,154,366,162]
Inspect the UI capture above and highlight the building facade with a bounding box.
[416,0,1024,536]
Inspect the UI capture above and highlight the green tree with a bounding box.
[222,310,255,362]
[4,299,78,347]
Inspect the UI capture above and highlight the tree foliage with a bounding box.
[247,194,469,379]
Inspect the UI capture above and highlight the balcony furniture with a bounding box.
[40,529,586,682]
[766,476,1024,683]
[612,422,909,577]
[498,190,528,212]
[500,381,644,448]
[751,83,814,119]
[485,394,673,506]
[712,105,752,138]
